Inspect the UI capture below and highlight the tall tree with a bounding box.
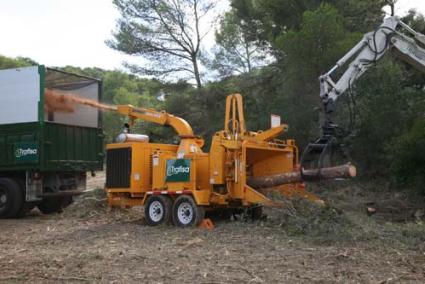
[108,0,217,88]
[229,0,386,47]
[211,11,269,77]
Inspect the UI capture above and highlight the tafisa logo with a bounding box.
[14,142,39,163]
[15,148,37,158]
[166,159,191,182]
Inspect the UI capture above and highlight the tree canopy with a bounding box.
[108,0,217,88]
[210,10,269,77]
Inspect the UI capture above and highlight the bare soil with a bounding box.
[1,174,425,283]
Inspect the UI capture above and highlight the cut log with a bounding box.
[247,163,356,189]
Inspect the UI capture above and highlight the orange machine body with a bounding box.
[106,94,312,225]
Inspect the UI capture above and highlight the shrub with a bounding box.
[390,118,425,194]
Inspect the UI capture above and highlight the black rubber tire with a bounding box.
[205,209,232,221]
[13,178,36,218]
[61,196,74,209]
[37,197,64,214]
[0,178,24,218]
[172,195,205,227]
[250,206,264,221]
[144,195,172,226]
[37,187,76,215]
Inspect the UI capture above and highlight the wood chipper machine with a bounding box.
[106,93,332,227]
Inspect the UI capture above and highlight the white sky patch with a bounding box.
[384,0,425,16]
[0,0,423,70]
[0,0,132,70]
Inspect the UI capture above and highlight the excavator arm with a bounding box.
[320,16,425,124]
[302,16,425,170]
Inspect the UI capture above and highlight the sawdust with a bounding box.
[44,88,116,113]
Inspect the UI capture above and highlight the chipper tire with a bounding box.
[172,195,205,227]
[245,205,264,221]
[251,206,263,220]
[144,195,172,226]
[0,178,24,219]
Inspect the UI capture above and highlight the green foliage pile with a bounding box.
[267,198,355,244]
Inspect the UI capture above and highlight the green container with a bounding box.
[0,65,104,173]
[0,122,103,172]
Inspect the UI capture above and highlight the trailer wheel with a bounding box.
[249,206,264,221]
[0,178,24,218]
[144,195,172,226]
[172,195,205,227]
[205,209,232,221]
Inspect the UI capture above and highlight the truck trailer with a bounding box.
[0,66,103,218]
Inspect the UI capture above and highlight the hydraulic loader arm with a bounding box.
[116,105,195,137]
[301,16,425,170]
[320,16,425,125]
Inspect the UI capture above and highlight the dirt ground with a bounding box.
[1,174,425,283]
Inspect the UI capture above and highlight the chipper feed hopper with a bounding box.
[106,94,326,227]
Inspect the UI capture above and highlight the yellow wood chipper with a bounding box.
[106,93,318,227]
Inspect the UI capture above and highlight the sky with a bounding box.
[0,0,424,70]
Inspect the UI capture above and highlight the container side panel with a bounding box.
[43,123,103,172]
[0,122,41,171]
[0,67,40,125]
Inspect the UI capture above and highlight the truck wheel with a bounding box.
[37,197,63,214]
[172,195,205,227]
[0,178,24,218]
[14,178,36,218]
[61,196,73,209]
[37,197,73,215]
[144,195,172,226]
[37,188,64,214]
[37,189,74,215]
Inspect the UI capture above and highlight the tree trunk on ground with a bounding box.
[247,164,357,189]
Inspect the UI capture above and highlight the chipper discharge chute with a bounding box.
[105,93,356,227]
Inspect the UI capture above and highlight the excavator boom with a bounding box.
[302,16,425,170]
